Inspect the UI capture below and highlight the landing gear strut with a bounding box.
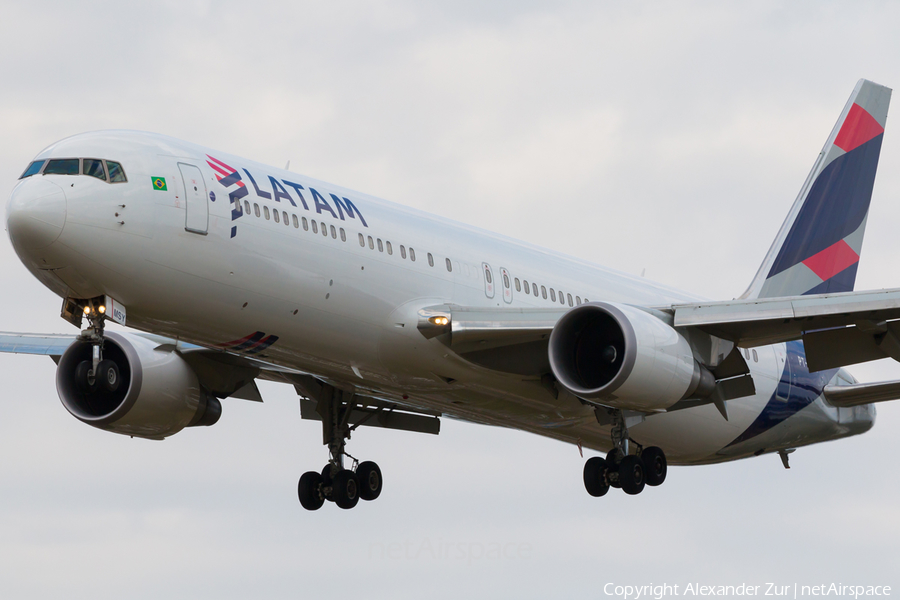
[582,408,667,498]
[296,383,383,511]
[73,299,120,394]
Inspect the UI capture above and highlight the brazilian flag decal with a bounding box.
[152,176,167,191]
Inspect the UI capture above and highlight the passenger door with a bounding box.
[179,163,208,235]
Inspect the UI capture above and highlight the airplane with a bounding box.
[3,79,899,510]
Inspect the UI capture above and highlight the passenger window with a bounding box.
[532,283,538,296]
[515,278,521,292]
[273,210,280,223]
[368,236,374,249]
[410,248,416,261]
[359,233,365,246]
[293,214,299,228]
[312,220,318,233]
[752,349,759,363]
[560,292,566,305]
[400,245,407,259]
[254,204,261,217]
[550,288,556,302]
[524,280,530,295]
[377,238,384,252]
[485,269,492,283]
[446,258,452,272]
[576,296,582,305]
[744,348,750,360]
[541,286,547,299]
[321,222,327,236]
[44,158,79,175]
[428,253,434,267]
[503,273,510,287]
[331,225,337,239]
[284,211,290,225]
[264,206,270,220]
[340,228,346,242]
[19,160,45,179]
[567,293,573,307]
[386,241,392,255]
[82,158,106,181]
[106,161,126,182]
[303,217,309,231]
[245,200,251,214]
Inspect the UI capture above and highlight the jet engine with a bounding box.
[56,331,221,439]
[548,302,713,411]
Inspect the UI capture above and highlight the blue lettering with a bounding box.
[282,180,309,210]
[310,188,338,218]
[330,194,368,228]
[243,169,271,199]
[269,177,296,207]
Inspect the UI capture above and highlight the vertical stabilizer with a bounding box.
[742,79,891,299]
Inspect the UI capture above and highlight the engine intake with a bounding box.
[57,331,221,439]
[549,302,702,411]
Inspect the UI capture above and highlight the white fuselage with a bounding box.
[6,131,875,465]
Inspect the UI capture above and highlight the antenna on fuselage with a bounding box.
[285,160,291,171]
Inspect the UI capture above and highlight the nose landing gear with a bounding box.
[72,298,122,395]
[582,408,667,498]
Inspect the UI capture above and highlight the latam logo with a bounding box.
[206,154,368,239]
[219,331,279,355]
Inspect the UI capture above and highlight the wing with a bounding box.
[670,288,900,371]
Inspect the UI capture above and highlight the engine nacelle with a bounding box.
[549,302,704,411]
[56,331,221,439]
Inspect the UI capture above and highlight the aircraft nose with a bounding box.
[6,177,67,251]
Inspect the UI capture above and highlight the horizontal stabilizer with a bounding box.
[823,380,900,406]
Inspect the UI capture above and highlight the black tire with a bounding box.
[321,465,336,501]
[357,461,383,501]
[583,457,609,497]
[619,455,646,495]
[606,448,625,488]
[642,446,667,487]
[97,359,120,392]
[332,470,360,509]
[75,360,100,393]
[298,471,325,511]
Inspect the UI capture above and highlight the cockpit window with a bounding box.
[44,159,80,175]
[106,161,127,183]
[19,160,45,179]
[82,158,107,181]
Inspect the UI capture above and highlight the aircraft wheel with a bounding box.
[321,465,335,501]
[357,461,383,501]
[606,448,625,488]
[298,471,325,511]
[642,446,667,487]
[619,455,646,495]
[332,470,360,509]
[97,359,120,392]
[583,456,610,497]
[75,360,100,393]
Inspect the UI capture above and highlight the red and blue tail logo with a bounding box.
[746,80,891,299]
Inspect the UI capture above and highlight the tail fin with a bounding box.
[742,79,891,299]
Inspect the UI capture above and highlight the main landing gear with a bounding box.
[297,383,383,511]
[582,409,667,497]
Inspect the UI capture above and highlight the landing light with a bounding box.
[98,305,106,314]
[83,306,91,315]
[430,316,450,326]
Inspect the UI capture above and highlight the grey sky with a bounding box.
[1,2,899,598]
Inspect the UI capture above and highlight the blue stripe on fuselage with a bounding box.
[725,340,838,448]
